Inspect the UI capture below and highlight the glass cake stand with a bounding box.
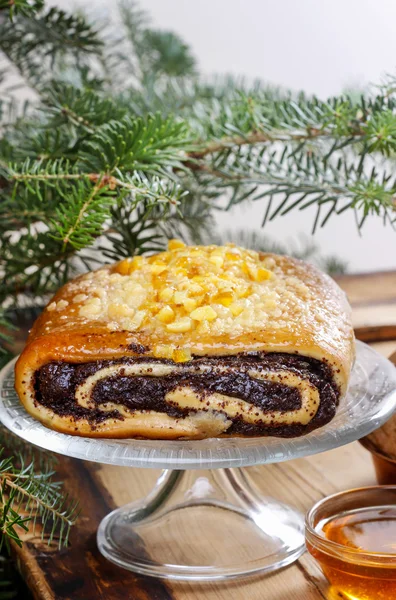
[1,341,396,581]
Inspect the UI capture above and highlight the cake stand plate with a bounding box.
[0,341,395,581]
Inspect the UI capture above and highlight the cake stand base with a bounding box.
[97,467,305,581]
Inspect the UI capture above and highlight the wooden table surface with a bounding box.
[10,271,396,600]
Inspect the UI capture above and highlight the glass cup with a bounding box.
[305,486,396,600]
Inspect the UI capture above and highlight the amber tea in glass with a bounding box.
[306,487,396,600]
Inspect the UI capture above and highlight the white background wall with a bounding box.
[53,0,396,272]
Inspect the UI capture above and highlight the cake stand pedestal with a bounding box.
[98,467,305,579]
[1,341,396,581]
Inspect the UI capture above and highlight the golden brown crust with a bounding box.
[15,242,355,438]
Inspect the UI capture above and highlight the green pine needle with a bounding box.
[0,6,102,89]
[79,113,192,174]
[0,0,43,20]
[0,448,78,551]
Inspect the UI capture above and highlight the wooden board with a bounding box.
[12,423,389,600]
[335,271,396,342]
[8,272,396,600]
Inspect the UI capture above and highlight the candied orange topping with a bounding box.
[107,242,276,334]
[56,240,314,362]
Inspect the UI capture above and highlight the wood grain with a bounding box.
[335,270,396,342]
[12,458,174,600]
[335,270,396,306]
[8,272,396,600]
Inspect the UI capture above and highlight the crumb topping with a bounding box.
[41,241,338,362]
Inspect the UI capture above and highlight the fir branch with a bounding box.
[189,132,273,159]
[158,179,218,244]
[52,178,116,252]
[362,109,396,155]
[0,6,102,89]
[5,159,187,205]
[4,125,78,163]
[0,0,43,19]
[1,7,102,58]
[0,454,78,550]
[78,113,191,174]
[1,232,74,299]
[1,158,188,297]
[101,199,166,260]
[102,179,214,259]
[139,30,197,78]
[210,145,396,231]
[120,75,269,118]
[42,82,127,133]
[187,92,396,161]
[118,0,196,80]
[0,426,55,473]
[119,0,149,39]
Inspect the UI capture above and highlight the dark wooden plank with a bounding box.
[354,324,396,343]
[11,457,175,600]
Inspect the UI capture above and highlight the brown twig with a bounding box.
[62,179,102,249]
[187,127,348,160]
[60,107,94,132]
[188,132,272,159]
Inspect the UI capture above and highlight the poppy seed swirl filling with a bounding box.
[33,353,340,437]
